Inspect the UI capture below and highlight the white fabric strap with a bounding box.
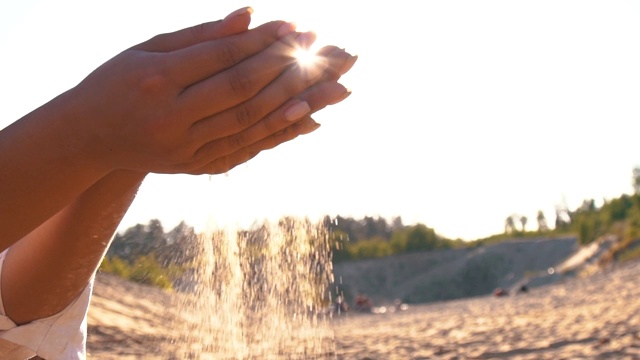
[0,249,91,359]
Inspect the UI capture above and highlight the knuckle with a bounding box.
[227,133,247,149]
[227,67,254,98]
[234,104,256,128]
[138,73,168,94]
[215,40,242,68]
[135,61,173,95]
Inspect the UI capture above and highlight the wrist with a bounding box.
[60,84,123,174]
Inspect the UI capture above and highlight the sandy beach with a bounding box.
[88,260,640,359]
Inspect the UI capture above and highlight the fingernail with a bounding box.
[296,31,317,47]
[325,83,352,105]
[225,7,253,20]
[278,22,297,37]
[299,119,321,135]
[326,47,346,57]
[337,89,352,102]
[340,54,358,75]
[285,100,311,121]
[307,121,321,134]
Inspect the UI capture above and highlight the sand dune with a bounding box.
[332,237,581,305]
[87,274,177,359]
[88,259,640,359]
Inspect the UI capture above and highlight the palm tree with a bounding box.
[505,216,515,234]
[537,210,549,232]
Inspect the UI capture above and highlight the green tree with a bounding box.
[129,255,173,290]
[390,229,408,254]
[504,216,514,234]
[602,195,634,224]
[349,237,392,259]
[624,206,640,243]
[404,224,440,252]
[101,256,132,278]
[520,216,528,232]
[99,257,113,273]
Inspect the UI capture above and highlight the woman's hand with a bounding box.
[116,8,357,175]
[69,11,354,176]
[195,46,358,174]
[69,18,297,172]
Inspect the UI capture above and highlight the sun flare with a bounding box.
[293,47,320,68]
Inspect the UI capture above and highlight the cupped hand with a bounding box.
[190,46,358,174]
[70,8,355,175]
[70,11,302,174]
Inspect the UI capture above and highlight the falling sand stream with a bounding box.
[170,218,337,359]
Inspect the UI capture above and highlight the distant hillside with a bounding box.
[332,236,580,305]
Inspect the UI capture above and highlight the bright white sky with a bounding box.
[1,1,639,240]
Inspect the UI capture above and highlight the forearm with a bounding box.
[0,88,112,252]
[1,170,145,325]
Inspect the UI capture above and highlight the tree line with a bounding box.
[325,215,466,262]
[100,220,199,290]
[330,167,640,261]
[101,167,640,288]
[495,167,640,261]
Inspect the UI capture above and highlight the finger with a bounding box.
[167,21,297,88]
[131,7,254,52]
[192,117,321,175]
[316,45,341,57]
[316,47,358,81]
[245,117,320,154]
[180,31,321,127]
[297,81,352,112]
[189,81,348,166]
